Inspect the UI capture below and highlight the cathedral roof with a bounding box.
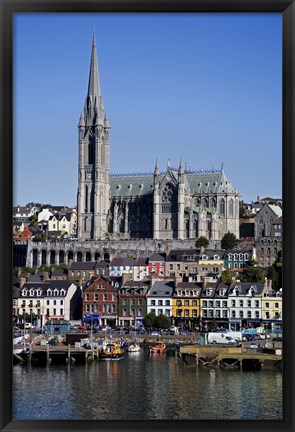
[109,169,237,198]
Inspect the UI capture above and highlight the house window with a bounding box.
[215,301,220,308]
[231,300,236,307]
[275,303,279,308]
[47,300,49,305]
[208,309,214,318]
[103,294,107,301]
[53,300,57,305]
[247,300,251,307]
[203,300,207,307]
[209,300,214,308]
[255,311,259,319]
[222,310,227,318]
[86,294,89,301]
[192,310,197,318]
[158,300,163,306]
[123,308,127,317]
[239,300,243,307]
[222,301,227,308]
[216,310,220,318]
[192,300,197,307]
[184,309,189,317]
[247,311,251,318]
[239,310,243,318]
[94,294,98,301]
[158,309,163,315]
[176,300,182,306]
[60,308,63,316]
[151,300,156,306]
[231,310,236,318]
[255,300,259,308]
[53,309,56,315]
[165,300,170,306]
[184,300,189,306]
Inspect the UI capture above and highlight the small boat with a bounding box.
[149,342,166,354]
[99,343,125,360]
[128,343,141,353]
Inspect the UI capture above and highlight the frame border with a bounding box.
[1,1,294,432]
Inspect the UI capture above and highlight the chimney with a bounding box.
[19,277,26,289]
[202,276,210,287]
[122,272,132,284]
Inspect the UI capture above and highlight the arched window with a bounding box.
[219,198,225,216]
[229,198,234,217]
[259,216,263,224]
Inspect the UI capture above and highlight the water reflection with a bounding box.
[13,351,282,420]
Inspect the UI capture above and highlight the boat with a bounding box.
[128,343,141,353]
[149,342,166,354]
[99,343,125,360]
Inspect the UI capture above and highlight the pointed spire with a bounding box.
[79,112,85,127]
[154,159,159,176]
[178,158,184,175]
[104,114,110,129]
[87,31,101,107]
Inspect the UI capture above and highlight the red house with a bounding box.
[148,253,166,278]
[83,276,118,328]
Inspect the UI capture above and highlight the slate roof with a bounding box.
[228,282,265,296]
[69,261,98,270]
[147,280,175,297]
[148,253,166,262]
[268,205,282,218]
[134,258,149,266]
[109,257,135,267]
[122,279,151,288]
[109,170,236,198]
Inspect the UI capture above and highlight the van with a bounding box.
[207,332,237,345]
[169,326,179,335]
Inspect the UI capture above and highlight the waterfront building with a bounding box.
[199,283,230,331]
[16,280,80,327]
[118,279,150,327]
[146,280,174,318]
[172,281,202,329]
[82,276,118,327]
[261,287,282,333]
[227,282,266,329]
[77,33,240,242]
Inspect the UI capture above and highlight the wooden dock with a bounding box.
[27,345,99,365]
[179,345,282,370]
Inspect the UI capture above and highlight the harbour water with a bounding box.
[13,350,282,420]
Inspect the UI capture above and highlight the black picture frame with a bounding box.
[1,1,294,431]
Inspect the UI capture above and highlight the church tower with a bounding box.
[77,32,110,240]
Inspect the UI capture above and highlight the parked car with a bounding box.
[249,343,259,349]
[150,329,161,336]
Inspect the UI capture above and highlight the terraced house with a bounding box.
[118,279,150,327]
[172,281,202,329]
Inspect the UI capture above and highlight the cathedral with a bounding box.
[77,34,240,242]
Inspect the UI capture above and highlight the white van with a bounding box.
[169,326,179,335]
[207,332,237,345]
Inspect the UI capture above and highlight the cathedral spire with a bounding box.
[87,31,101,106]
[154,159,159,176]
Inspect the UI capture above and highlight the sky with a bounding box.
[14,13,282,207]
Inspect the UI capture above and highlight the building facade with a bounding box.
[77,33,240,242]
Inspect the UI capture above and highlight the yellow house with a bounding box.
[261,288,282,333]
[172,282,202,329]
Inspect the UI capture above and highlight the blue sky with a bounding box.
[14,13,282,207]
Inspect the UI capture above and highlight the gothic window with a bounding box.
[162,184,174,203]
[85,185,88,212]
[195,198,200,207]
[210,198,216,208]
[229,198,234,217]
[220,198,225,216]
[259,216,263,224]
[161,183,176,213]
[202,197,208,208]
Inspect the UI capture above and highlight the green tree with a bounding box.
[220,269,233,284]
[221,232,238,250]
[195,236,209,249]
[240,267,265,283]
[143,312,156,329]
[239,201,246,218]
[267,265,279,290]
[38,265,51,272]
[155,314,171,329]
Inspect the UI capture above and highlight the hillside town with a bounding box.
[12,196,282,336]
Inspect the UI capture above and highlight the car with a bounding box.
[258,334,266,339]
[24,323,35,329]
[249,343,259,349]
[150,329,161,336]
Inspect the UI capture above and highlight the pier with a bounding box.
[179,345,282,370]
[26,345,99,365]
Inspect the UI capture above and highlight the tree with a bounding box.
[155,314,171,329]
[221,232,238,250]
[267,265,279,290]
[38,265,51,272]
[239,201,246,218]
[220,269,233,284]
[240,267,265,283]
[195,236,209,249]
[143,312,156,329]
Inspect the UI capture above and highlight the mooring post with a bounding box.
[68,344,71,362]
[46,344,50,364]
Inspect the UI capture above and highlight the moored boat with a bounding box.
[99,343,125,360]
[128,343,141,353]
[149,342,166,354]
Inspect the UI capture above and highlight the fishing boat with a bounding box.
[128,343,141,353]
[99,342,125,360]
[149,342,166,354]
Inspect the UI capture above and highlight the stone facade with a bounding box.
[77,33,240,242]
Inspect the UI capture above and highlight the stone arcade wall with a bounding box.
[25,238,222,268]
